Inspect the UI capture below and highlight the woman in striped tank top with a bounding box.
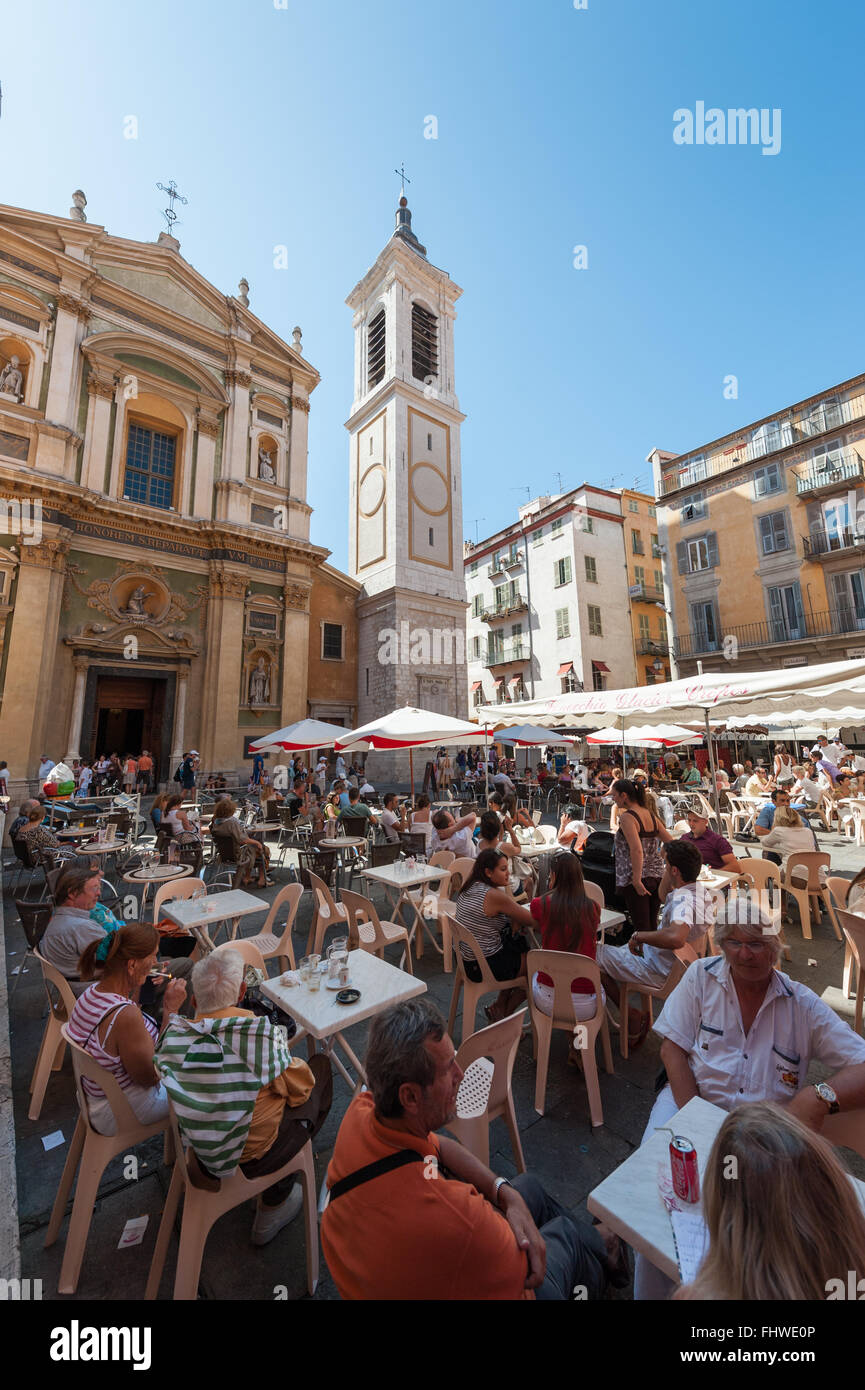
[454,848,535,1023]
[68,922,188,1136]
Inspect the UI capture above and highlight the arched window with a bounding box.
[367,309,386,390]
[123,418,178,509]
[411,303,438,383]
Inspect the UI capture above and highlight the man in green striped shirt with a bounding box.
[156,950,332,1245]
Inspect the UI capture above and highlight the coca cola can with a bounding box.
[669,1134,700,1203]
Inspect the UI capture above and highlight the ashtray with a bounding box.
[335,988,360,1005]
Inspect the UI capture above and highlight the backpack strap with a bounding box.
[327,1148,425,1202]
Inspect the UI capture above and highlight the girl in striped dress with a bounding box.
[454,848,535,1022]
[67,923,188,1136]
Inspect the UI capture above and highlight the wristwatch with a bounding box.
[813,1082,840,1115]
[493,1176,512,1208]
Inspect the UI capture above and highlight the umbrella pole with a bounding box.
[621,716,626,775]
[409,748,414,801]
[704,709,721,820]
[485,726,490,805]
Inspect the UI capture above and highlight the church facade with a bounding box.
[0,194,358,795]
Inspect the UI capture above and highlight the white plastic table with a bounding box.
[587,1094,865,1282]
[261,949,427,1091]
[159,887,268,952]
[314,835,368,888]
[360,861,452,962]
[122,862,193,914]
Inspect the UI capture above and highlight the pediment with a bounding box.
[94,263,226,332]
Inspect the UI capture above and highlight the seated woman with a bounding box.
[476,811,533,897]
[162,794,200,844]
[19,804,61,855]
[67,922,187,1136]
[676,1102,865,1301]
[529,853,605,1025]
[210,797,274,888]
[758,803,817,871]
[597,839,714,1049]
[150,792,169,834]
[454,848,535,1022]
[501,793,533,834]
[410,793,433,847]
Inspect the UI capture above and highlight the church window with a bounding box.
[429,527,434,545]
[367,309,386,389]
[123,422,176,509]
[411,303,438,382]
[322,623,344,660]
[427,433,432,450]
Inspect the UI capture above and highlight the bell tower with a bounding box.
[347,194,467,782]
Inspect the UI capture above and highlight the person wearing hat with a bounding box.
[178,750,199,794]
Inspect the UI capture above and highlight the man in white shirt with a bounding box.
[335,753,347,780]
[633,908,865,1298]
[380,793,408,844]
[430,809,477,859]
[491,769,516,797]
[38,756,55,780]
[76,763,93,797]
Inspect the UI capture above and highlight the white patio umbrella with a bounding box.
[493,722,577,776]
[585,724,702,747]
[248,718,350,753]
[335,706,494,796]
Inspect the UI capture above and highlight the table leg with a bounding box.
[333,1031,368,1093]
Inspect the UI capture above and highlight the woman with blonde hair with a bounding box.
[758,801,817,872]
[677,1101,865,1300]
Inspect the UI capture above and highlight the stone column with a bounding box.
[65,656,89,760]
[288,392,310,514]
[170,668,189,766]
[193,409,221,518]
[0,534,70,779]
[44,293,90,428]
[80,370,117,493]
[281,575,312,726]
[199,565,247,773]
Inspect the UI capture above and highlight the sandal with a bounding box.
[627,1013,651,1050]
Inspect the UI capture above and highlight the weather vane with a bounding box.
[156,179,188,234]
[394,163,411,198]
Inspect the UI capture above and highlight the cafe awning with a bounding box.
[557,661,574,676]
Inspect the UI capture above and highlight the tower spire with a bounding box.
[392,163,425,256]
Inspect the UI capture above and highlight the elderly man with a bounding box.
[634,906,865,1299]
[681,809,742,873]
[492,767,516,797]
[157,949,332,1245]
[321,999,626,1299]
[430,808,477,859]
[40,864,195,1001]
[744,765,773,799]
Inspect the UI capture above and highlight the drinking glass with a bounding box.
[307,967,322,992]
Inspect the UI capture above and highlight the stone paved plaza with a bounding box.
[3,810,863,1302]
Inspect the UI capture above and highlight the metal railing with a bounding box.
[673,607,865,659]
[481,592,528,620]
[630,583,665,603]
[658,392,865,498]
[802,527,865,559]
[636,638,669,656]
[484,641,529,666]
[795,450,865,495]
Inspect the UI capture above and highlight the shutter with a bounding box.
[706,533,719,567]
[676,540,688,574]
[759,515,772,553]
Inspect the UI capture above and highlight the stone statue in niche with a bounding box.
[248,655,271,705]
[123,585,153,617]
[258,447,276,483]
[0,356,24,401]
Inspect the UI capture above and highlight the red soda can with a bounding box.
[669,1134,700,1203]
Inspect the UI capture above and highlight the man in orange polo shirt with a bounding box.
[321,999,624,1300]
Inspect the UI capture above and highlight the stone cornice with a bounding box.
[56,289,92,322]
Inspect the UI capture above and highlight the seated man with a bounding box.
[492,768,516,797]
[286,776,310,819]
[321,998,625,1299]
[557,804,590,853]
[596,839,716,1049]
[681,809,742,872]
[430,809,477,859]
[40,864,195,1002]
[634,908,865,1299]
[340,785,378,828]
[754,786,793,840]
[380,792,408,844]
[744,766,773,799]
[157,950,332,1245]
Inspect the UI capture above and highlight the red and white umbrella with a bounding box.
[336,707,495,796]
[586,723,702,748]
[248,719,350,754]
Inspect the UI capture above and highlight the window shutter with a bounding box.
[676,540,688,574]
[706,533,719,567]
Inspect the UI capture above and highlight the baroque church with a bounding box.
[0,188,466,792]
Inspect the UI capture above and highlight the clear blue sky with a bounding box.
[3,0,864,569]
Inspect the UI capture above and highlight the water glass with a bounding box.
[307,966,322,992]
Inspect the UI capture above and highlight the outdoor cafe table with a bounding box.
[360,861,452,963]
[121,861,193,914]
[587,1094,865,1283]
[56,826,95,841]
[261,948,426,1092]
[159,887,268,952]
[313,834,368,889]
[74,839,124,878]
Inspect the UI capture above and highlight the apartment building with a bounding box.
[650,372,865,677]
[464,486,637,714]
[620,487,672,684]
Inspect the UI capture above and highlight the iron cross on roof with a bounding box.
[394,163,411,198]
[156,179,188,234]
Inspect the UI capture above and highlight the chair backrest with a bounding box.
[34,949,78,1021]
[307,870,342,923]
[739,859,783,894]
[533,824,558,845]
[583,880,604,911]
[827,876,852,912]
[399,831,428,856]
[370,842,400,867]
[837,909,865,972]
[429,850,455,869]
[211,828,240,864]
[60,1022,148,1135]
[278,805,296,829]
[152,876,206,924]
[261,881,303,941]
[448,856,476,896]
[440,909,499,987]
[785,851,831,888]
[657,943,700,1000]
[212,939,267,974]
[526,947,604,1024]
[15,899,52,949]
[454,1007,526,1116]
[340,889,385,951]
[340,815,368,838]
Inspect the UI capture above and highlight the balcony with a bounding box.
[657,393,865,499]
[637,638,670,657]
[673,608,865,660]
[484,641,529,667]
[487,560,505,578]
[795,451,865,498]
[504,550,524,569]
[629,582,665,604]
[802,527,865,561]
[481,592,528,621]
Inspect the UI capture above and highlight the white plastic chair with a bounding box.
[446,1009,526,1171]
[526,949,613,1124]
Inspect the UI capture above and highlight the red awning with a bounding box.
[592,660,610,673]
[470,681,482,692]
[508,674,522,687]
[557,661,573,676]
[493,676,504,687]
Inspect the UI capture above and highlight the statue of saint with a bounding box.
[258,447,276,483]
[0,356,24,400]
[249,656,270,705]
[124,585,152,616]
